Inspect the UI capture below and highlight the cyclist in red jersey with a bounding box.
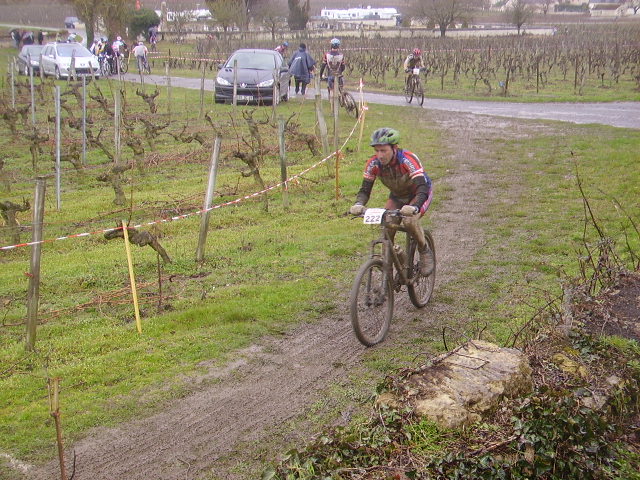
[350,127,434,275]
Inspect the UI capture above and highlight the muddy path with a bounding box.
[27,111,552,480]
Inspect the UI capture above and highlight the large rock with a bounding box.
[379,340,532,429]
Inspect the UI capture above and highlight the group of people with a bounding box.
[10,29,45,48]
[276,38,424,98]
[88,36,128,74]
[275,38,346,98]
[274,39,433,272]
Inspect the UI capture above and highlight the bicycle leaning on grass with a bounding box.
[404,67,425,106]
[350,208,436,346]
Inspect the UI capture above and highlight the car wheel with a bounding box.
[55,67,61,80]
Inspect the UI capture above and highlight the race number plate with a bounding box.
[363,208,385,224]
[412,67,420,75]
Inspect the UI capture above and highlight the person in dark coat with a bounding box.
[37,30,44,45]
[288,43,316,96]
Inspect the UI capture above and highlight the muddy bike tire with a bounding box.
[407,229,436,308]
[404,78,415,103]
[341,92,359,118]
[350,258,394,346]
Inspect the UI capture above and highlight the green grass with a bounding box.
[1,39,639,474]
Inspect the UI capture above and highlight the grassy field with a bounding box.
[0,37,639,476]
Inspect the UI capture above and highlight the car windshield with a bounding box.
[22,46,43,56]
[225,52,276,70]
[57,45,93,58]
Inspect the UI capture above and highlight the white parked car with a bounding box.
[40,42,100,79]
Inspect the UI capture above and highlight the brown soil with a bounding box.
[22,111,635,480]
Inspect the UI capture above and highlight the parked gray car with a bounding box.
[214,49,290,105]
[40,42,100,79]
[17,45,44,75]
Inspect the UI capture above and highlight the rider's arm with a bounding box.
[403,56,411,71]
[319,62,326,78]
[354,178,374,206]
[409,175,431,210]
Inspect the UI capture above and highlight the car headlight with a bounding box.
[257,79,274,88]
[216,76,231,86]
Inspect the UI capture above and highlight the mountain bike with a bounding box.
[136,54,151,74]
[404,67,425,106]
[98,54,113,76]
[326,75,359,119]
[350,208,436,346]
[116,51,129,74]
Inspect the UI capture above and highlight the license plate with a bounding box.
[236,95,253,101]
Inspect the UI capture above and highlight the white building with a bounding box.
[319,6,399,21]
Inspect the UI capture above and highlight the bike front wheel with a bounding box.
[415,81,425,106]
[404,77,415,103]
[350,258,394,346]
[407,229,436,308]
[341,92,359,118]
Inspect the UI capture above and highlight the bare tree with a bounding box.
[206,0,261,31]
[206,0,245,31]
[253,0,286,40]
[288,0,310,30]
[409,0,478,38]
[69,0,100,45]
[98,0,130,39]
[506,0,535,35]
[631,0,640,15]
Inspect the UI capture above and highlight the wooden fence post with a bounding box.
[332,80,340,199]
[122,220,142,334]
[48,377,68,480]
[195,136,221,263]
[232,59,238,108]
[278,117,289,210]
[114,90,121,164]
[199,62,206,120]
[28,53,36,127]
[314,74,331,176]
[165,62,172,117]
[55,86,61,210]
[26,177,46,351]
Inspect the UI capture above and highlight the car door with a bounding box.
[41,46,52,75]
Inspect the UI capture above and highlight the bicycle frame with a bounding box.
[367,213,417,289]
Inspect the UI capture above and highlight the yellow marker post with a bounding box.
[357,78,367,152]
[122,220,142,333]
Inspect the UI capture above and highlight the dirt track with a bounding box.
[26,110,553,480]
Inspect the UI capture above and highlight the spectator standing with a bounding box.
[288,43,315,97]
[274,41,288,56]
[37,30,44,45]
[10,29,20,48]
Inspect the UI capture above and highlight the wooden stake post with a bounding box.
[26,177,46,351]
[195,136,221,263]
[122,220,142,333]
[48,377,68,480]
[278,117,289,210]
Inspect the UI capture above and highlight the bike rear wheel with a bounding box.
[404,77,415,103]
[119,56,128,74]
[350,258,394,346]
[407,229,436,308]
[342,92,359,118]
